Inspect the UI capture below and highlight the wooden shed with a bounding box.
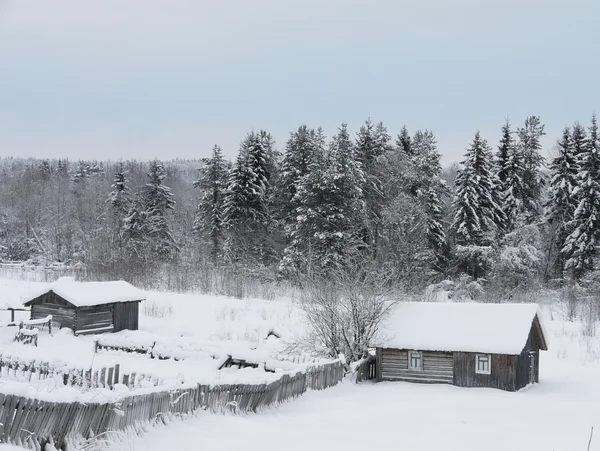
[23,279,145,335]
[375,302,548,392]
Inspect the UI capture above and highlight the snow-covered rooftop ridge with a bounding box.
[24,278,146,307]
[376,301,547,355]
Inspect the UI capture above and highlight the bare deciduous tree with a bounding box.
[291,260,396,364]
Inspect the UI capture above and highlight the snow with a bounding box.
[24,278,146,307]
[102,311,600,451]
[0,278,306,394]
[130,351,600,451]
[376,301,547,355]
[1,278,600,451]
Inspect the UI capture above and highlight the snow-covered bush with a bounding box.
[486,225,544,301]
[446,274,484,302]
[453,245,494,280]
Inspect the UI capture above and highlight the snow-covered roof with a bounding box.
[376,302,547,355]
[24,278,145,307]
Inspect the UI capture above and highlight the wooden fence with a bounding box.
[355,356,376,383]
[0,357,160,390]
[0,361,344,449]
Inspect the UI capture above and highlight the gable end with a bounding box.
[531,315,548,351]
[24,290,76,308]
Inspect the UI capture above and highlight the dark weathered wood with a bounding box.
[26,291,140,335]
[453,352,517,391]
[0,360,344,447]
[379,349,453,384]
[515,325,540,390]
[113,301,140,332]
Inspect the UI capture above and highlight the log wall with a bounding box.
[378,348,454,384]
[30,292,76,330]
[74,304,114,335]
[453,352,517,391]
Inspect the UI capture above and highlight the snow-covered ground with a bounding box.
[0,278,305,396]
[1,278,599,451]
[125,315,600,451]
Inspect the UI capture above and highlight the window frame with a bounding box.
[408,350,423,371]
[475,354,491,375]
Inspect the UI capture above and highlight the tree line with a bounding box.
[1,115,599,296]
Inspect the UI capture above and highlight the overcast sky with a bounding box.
[1,0,598,165]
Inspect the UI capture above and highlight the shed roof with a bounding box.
[24,279,146,308]
[376,302,548,355]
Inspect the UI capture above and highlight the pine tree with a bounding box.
[564,115,600,277]
[193,145,229,261]
[517,116,546,219]
[546,127,578,274]
[452,132,505,247]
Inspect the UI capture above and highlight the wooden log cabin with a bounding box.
[23,278,145,335]
[375,302,548,391]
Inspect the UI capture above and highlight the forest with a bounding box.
[1,115,599,302]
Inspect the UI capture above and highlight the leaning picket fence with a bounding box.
[0,356,161,390]
[0,361,344,449]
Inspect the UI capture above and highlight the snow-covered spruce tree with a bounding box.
[279,125,322,227]
[279,123,365,277]
[516,116,546,220]
[563,115,600,278]
[570,122,588,206]
[396,125,412,156]
[545,127,578,275]
[496,120,513,188]
[572,122,588,162]
[122,195,149,260]
[193,145,229,261]
[407,130,449,271]
[124,159,178,261]
[223,131,279,264]
[107,161,132,253]
[451,132,505,278]
[108,161,131,216]
[496,120,525,233]
[355,119,390,248]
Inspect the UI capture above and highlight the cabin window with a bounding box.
[409,351,423,370]
[475,354,491,375]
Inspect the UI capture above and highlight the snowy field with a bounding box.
[0,278,305,397]
[0,278,599,450]
[122,308,600,451]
